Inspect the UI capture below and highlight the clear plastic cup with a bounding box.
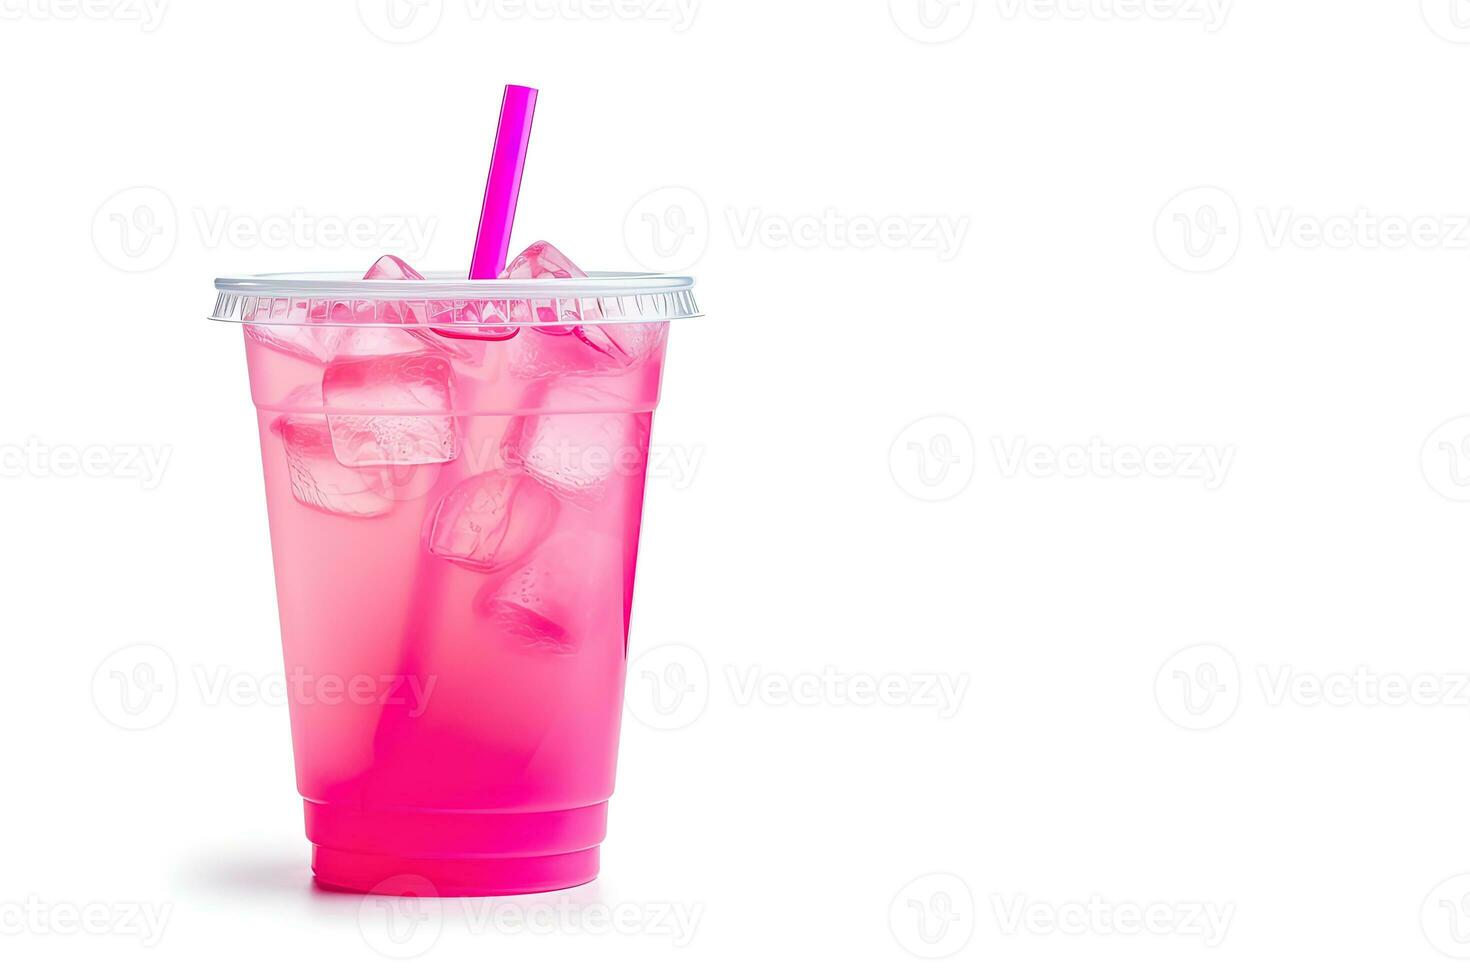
[211,270,699,895]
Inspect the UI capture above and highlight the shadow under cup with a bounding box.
[212,271,699,896]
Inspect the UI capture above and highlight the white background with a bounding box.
[3,0,1470,975]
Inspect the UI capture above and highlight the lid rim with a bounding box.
[214,270,695,299]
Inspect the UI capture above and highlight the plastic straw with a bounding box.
[470,84,538,279]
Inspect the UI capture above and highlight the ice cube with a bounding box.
[504,240,586,281]
[575,320,668,366]
[364,254,420,281]
[508,329,624,380]
[472,532,621,656]
[499,241,664,378]
[243,302,334,363]
[476,593,574,655]
[354,254,476,359]
[504,240,584,334]
[273,417,393,518]
[243,255,468,363]
[427,470,558,572]
[321,353,457,467]
[502,404,647,504]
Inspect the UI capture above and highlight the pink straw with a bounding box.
[469,84,538,279]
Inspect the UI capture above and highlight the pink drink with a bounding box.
[213,249,698,895]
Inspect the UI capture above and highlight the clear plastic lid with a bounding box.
[211,271,699,328]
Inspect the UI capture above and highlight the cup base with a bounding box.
[311,845,599,897]
[304,799,608,897]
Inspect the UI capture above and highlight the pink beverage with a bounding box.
[212,245,699,895]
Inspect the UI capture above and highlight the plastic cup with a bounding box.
[211,270,699,896]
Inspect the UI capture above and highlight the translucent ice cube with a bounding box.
[363,254,419,280]
[502,405,647,504]
[508,330,621,380]
[472,532,620,656]
[273,417,393,518]
[321,353,457,467]
[498,241,665,378]
[476,593,574,655]
[503,240,584,334]
[353,254,475,358]
[575,320,668,366]
[504,240,586,281]
[427,470,558,572]
[243,255,468,363]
